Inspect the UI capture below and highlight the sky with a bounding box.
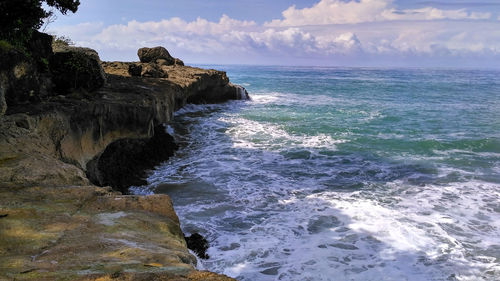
[46,0,500,67]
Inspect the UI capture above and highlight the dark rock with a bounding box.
[28,31,54,66]
[141,63,166,78]
[0,33,53,110]
[187,82,249,104]
[0,82,6,115]
[128,63,142,77]
[138,46,175,64]
[184,233,210,259]
[155,58,169,66]
[174,58,184,66]
[50,46,106,94]
[86,125,178,194]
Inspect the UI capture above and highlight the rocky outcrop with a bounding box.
[50,46,106,93]
[0,42,245,280]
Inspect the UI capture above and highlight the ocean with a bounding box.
[131,66,500,281]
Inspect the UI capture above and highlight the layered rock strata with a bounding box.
[0,42,244,280]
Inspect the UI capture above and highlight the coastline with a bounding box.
[0,38,246,280]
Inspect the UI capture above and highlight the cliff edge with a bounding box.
[0,37,244,280]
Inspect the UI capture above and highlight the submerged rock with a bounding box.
[185,233,210,259]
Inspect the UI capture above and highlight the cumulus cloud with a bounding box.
[266,0,491,26]
[48,0,500,66]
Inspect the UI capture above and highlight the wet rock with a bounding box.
[184,233,210,259]
[77,271,235,280]
[50,46,106,93]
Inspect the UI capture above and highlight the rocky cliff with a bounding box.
[0,41,245,280]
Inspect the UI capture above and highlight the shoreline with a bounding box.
[0,39,246,280]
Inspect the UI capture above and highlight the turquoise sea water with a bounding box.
[133,66,500,281]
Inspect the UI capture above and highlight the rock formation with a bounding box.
[0,37,245,280]
[50,45,107,93]
[138,46,184,66]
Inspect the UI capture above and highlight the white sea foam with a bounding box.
[133,88,500,281]
[198,180,500,281]
[218,115,346,152]
[250,92,340,107]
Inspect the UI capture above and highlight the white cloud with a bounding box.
[266,0,491,26]
[47,1,500,66]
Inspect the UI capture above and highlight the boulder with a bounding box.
[138,46,175,64]
[50,46,106,93]
[184,233,210,259]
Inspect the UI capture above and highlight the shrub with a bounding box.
[0,0,80,49]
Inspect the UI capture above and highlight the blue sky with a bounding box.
[48,0,500,67]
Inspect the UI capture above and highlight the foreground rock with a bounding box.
[0,185,233,280]
[0,41,243,280]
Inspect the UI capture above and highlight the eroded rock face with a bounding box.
[0,45,245,280]
[86,125,178,194]
[50,46,106,94]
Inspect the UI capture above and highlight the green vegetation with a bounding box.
[52,35,74,48]
[0,0,80,49]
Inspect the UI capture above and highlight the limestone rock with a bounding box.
[0,43,246,281]
[0,186,207,280]
[50,46,106,93]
